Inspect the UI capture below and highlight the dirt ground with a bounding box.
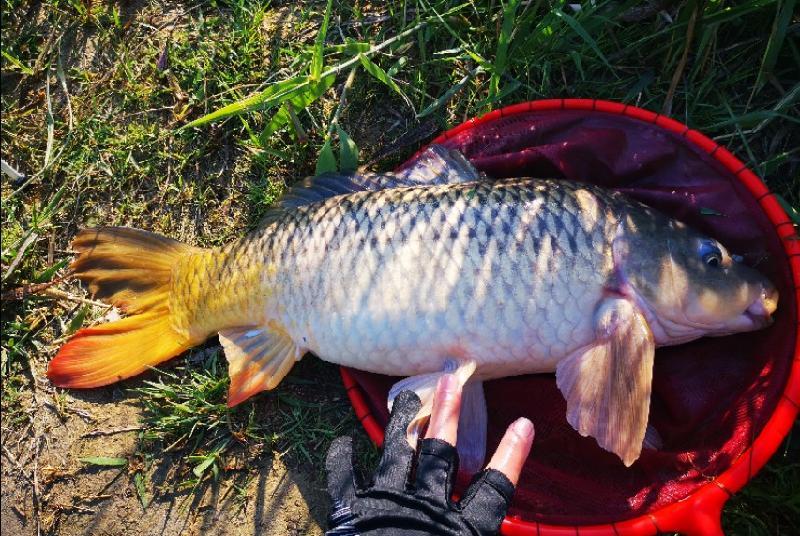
[0,357,345,536]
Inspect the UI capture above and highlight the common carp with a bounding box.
[47,146,778,468]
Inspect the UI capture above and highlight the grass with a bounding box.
[67,350,372,523]
[723,427,800,535]
[1,0,798,534]
[133,350,371,484]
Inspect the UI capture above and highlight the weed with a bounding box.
[132,349,370,488]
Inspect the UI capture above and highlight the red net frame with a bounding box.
[339,99,800,536]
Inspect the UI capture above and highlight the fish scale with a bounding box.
[207,179,624,378]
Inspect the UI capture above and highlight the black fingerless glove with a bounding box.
[325,391,515,536]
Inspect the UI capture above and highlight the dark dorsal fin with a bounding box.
[277,145,482,211]
[389,144,482,188]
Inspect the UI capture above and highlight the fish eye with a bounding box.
[699,241,723,268]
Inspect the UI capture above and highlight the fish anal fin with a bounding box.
[456,380,487,475]
[555,298,655,467]
[220,325,301,407]
[387,359,477,447]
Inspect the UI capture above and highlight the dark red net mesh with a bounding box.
[343,109,796,525]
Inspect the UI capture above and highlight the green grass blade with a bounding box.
[44,65,54,167]
[67,305,89,335]
[315,139,337,175]
[703,0,776,25]
[700,207,724,216]
[2,49,34,75]
[79,456,128,467]
[553,10,612,70]
[775,194,800,226]
[183,22,423,131]
[261,74,336,140]
[192,454,217,477]
[419,0,491,69]
[133,472,150,508]
[708,111,800,130]
[337,126,359,172]
[417,67,480,119]
[569,50,585,81]
[752,0,796,96]
[33,258,69,283]
[474,76,521,110]
[183,76,309,129]
[326,40,371,56]
[41,183,67,222]
[358,54,412,109]
[386,56,408,78]
[312,0,334,80]
[489,0,521,100]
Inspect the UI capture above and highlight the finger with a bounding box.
[486,417,534,486]
[424,373,462,444]
[414,438,459,505]
[373,390,420,489]
[325,436,357,504]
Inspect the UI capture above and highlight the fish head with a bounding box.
[619,214,778,345]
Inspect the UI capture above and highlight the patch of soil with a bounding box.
[1,365,332,536]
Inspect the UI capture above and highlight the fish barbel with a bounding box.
[48,146,777,468]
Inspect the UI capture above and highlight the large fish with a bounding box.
[47,146,778,468]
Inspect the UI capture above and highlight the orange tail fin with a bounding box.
[47,227,200,388]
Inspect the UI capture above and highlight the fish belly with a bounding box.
[296,244,604,379]
[267,180,617,380]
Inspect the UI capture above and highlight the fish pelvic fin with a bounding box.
[389,364,488,477]
[387,359,477,446]
[219,324,301,407]
[556,297,655,467]
[455,379,487,475]
[47,227,201,388]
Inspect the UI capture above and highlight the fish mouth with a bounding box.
[743,297,775,329]
[746,284,779,325]
[743,309,774,330]
[731,290,778,332]
[709,290,777,337]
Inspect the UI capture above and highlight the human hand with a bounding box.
[325,374,535,535]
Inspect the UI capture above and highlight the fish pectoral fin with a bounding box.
[219,325,301,407]
[555,297,655,467]
[456,380,487,475]
[387,359,477,447]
